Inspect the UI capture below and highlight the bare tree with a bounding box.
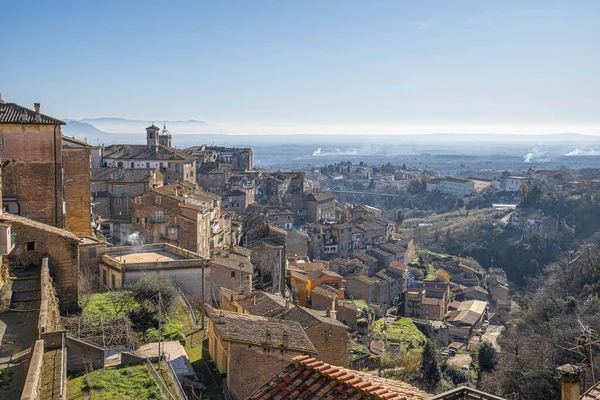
[78,267,97,312]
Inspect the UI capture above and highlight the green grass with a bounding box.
[352,299,369,313]
[424,264,437,280]
[373,318,426,349]
[67,364,162,400]
[83,291,139,320]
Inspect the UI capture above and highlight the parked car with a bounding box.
[461,365,470,371]
[447,349,457,356]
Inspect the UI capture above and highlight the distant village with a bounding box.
[0,97,584,400]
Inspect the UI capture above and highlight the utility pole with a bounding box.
[158,291,162,367]
[201,259,206,330]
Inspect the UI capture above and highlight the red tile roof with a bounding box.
[248,355,430,399]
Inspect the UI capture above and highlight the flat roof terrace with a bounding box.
[101,243,205,271]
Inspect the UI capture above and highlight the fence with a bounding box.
[177,287,197,328]
[146,358,179,400]
[161,352,188,400]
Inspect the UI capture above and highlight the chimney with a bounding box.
[282,330,288,348]
[0,93,4,104]
[325,308,331,317]
[218,311,225,324]
[265,329,271,346]
[556,364,582,400]
[34,103,41,122]
[230,294,234,302]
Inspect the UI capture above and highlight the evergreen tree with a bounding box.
[402,163,407,170]
[421,340,442,390]
[477,341,498,373]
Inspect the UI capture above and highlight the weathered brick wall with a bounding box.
[285,230,308,258]
[210,262,252,297]
[9,222,79,310]
[39,257,61,335]
[1,124,64,228]
[63,147,92,236]
[306,324,348,367]
[228,342,307,400]
[336,303,358,331]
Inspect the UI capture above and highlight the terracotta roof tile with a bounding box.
[248,356,430,400]
[0,102,65,125]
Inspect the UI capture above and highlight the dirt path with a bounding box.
[0,266,41,400]
[481,324,504,351]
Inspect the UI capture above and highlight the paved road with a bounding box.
[0,266,41,400]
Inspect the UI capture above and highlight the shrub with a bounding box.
[130,273,178,310]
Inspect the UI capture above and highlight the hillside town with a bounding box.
[2,95,599,400]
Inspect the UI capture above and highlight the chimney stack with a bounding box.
[0,93,4,104]
[556,364,582,400]
[325,308,331,318]
[265,329,271,346]
[34,103,41,122]
[282,330,288,348]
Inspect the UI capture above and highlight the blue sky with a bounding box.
[1,0,599,133]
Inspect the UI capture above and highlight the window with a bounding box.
[91,183,97,192]
[103,269,107,285]
[146,162,150,168]
[132,186,137,194]
[116,198,122,205]
[101,184,107,191]
[175,164,180,172]
[231,271,236,278]
[130,162,134,168]
[89,248,97,259]
[26,241,35,252]
[117,162,123,167]
[156,196,161,205]
[111,274,116,288]
[324,330,330,340]
[135,197,141,204]
[114,185,123,196]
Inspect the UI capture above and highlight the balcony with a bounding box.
[150,216,166,223]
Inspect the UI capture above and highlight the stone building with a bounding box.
[102,125,196,185]
[0,212,81,310]
[0,100,67,227]
[91,168,163,241]
[62,136,93,236]
[185,145,253,172]
[196,162,231,193]
[345,275,377,304]
[289,190,336,225]
[207,307,316,400]
[209,250,253,301]
[245,224,288,294]
[131,182,224,257]
[280,306,349,367]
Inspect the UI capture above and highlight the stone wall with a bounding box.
[66,336,105,373]
[63,146,92,236]
[1,123,64,228]
[38,257,61,336]
[306,324,348,367]
[8,220,80,310]
[21,340,45,400]
[227,342,307,400]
